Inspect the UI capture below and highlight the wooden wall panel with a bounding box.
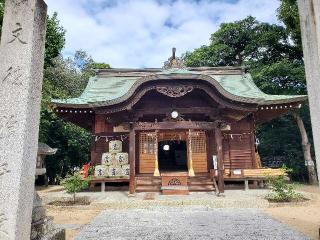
[193,153,208,172]
[91,114,129,165]
[139,132,156,174]
[191,131,208,173]
[223,117,255,170]
[94,114,113,133]
[94,114,105,133]
[139,154,155,173]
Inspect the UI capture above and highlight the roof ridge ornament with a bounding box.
[162,47,186,70]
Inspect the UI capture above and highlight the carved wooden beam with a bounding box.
[133,121,218,131]
[156,85,193,98]
[132,107,219,119]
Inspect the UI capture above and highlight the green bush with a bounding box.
[61,172,89,203]
[88,166,94,176]
[266,174,303,202]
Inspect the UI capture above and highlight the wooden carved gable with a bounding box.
[156,85,194,98]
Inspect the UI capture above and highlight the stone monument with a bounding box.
[31,192,65,240]
[298,0,320,186]
[0,0,48,239]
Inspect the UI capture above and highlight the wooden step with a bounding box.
[188,182,214,186]
[136,179,161,185]
[136,185,161,192]
[188,185,215,191]
[135,175,216,193]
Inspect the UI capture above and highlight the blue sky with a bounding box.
[46,0,280,68]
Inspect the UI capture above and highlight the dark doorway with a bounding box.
[158,140,188,171]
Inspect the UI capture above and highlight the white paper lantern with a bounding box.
[109,140,122,153]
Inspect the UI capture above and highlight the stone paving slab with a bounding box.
[75,207,310,240]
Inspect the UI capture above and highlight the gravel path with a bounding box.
[75,207,310,240]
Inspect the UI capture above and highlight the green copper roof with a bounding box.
[52,68,307,108]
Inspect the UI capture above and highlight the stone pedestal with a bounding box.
[31,193,65,240]
[298,0,320,186]
[0,0,47,239]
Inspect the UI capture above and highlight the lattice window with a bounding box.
[139,132,156,154]
[191,131,206,153]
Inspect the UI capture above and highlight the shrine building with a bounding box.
[52,49,307,194]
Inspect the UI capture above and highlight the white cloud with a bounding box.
[46,0,280,68]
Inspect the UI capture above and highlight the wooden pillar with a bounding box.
[129,129,136,194]
[250,116,257,168]
[188,129,195,176]
[90,132,96,165]
[298,0,320,186]
[91,114,105,165]
[215,127,225,193]
[154,131,160,176]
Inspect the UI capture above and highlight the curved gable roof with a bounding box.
[52,68,307,108]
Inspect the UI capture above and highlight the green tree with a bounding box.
[45,12,66,67]
[40,51,100,183]
[91,62,111,69]
[184,17,295,67]
[266,171,303,202]
[61,172,89,203]
[278,0,302,52]
[184,16,314,182]
[40,49,110,183]
[42,50,93,104]
[39,109,91,184]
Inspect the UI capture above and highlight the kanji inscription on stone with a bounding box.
[0,161,10,177]
[0,0,47,239]
[2,66,23,86]
[8,23,27,44]
[13,0,28,6]
[0,212,9,240]
[0,115,17,140]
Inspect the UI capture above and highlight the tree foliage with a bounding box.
[40,50,104,183]
[277,0,302,52]
[0,5,108,183]
[0,7,65,66]
[61,172,89,203]
[45,13,66,67]
[266,171,303,202]
[184,15,312,181]
[184,17,295,67]
[42,50,94,104]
